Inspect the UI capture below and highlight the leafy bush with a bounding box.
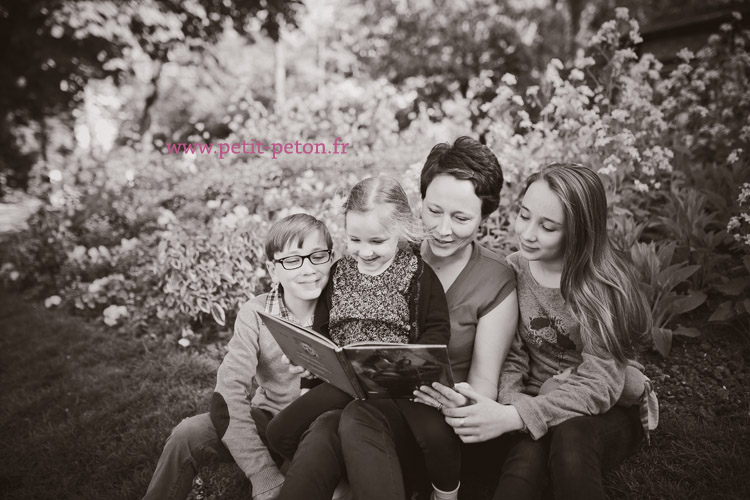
[6,10,750,355]
[630,242,706,356]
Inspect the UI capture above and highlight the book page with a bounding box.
[341,345,454,399]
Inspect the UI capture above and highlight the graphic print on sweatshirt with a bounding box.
[526,309,577,351]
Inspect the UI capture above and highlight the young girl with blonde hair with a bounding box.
[267,176,464,500]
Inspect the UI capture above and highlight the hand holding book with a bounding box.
[260,312,454,400]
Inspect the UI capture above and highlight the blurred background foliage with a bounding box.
[1,0,749,354]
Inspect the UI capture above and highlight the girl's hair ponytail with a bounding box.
[344,176,424,246]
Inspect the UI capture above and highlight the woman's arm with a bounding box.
[466,290,518,399]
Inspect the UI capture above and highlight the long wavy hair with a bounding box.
[523,163,652,361]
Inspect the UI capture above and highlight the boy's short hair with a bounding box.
[264,213,333,261]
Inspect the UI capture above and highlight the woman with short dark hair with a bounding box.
[275,137,518,500]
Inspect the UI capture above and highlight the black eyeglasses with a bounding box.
[274,250,332,270]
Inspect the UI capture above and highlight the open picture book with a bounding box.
[258,311,454,399]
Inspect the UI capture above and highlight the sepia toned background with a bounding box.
[1,1,749,499]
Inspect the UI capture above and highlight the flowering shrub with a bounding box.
[477,8,675,214]
[471,8,750,349]
[728,183,750,249]
[6,136,434,342]
[212,78,406,152]
[6,11,749,351]
[711,183,750,330]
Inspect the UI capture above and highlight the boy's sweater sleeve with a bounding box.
[416,263,451,346]
[511,346,627,440]
[210,301,285,498]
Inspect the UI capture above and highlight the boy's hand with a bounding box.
[281,354,314,379]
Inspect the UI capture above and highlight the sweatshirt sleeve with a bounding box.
[497,330,533,406]
[210,301,285,497]
[415,263,451,346]
[511,345,627,440]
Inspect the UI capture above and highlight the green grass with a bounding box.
[0,289,221,500]
[1,289,749,500]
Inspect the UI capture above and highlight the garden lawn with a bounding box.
[1,289,749,500]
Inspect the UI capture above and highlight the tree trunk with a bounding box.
[274,36,286,113]
[139,59,163,148]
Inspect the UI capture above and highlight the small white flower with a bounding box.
[727,149,742,164]
[220,213,238,229]
[178,338,191,347]
[71,245,87,261]
[87,247,100,263]
[103,305,128,326]
[577,57,595,68]
[120,238,138,253]
[569,69,584,81]
[611,109,630,121]
[511,95,524,106]
[88,280,103,294]
[98,246,111,261]
[633,179,649,193]
[526,86,539,97]
[677,48,695,62]
[233,205,250,218]
[49,169,63,182]
[501,73,517,86]
[207,199,221,209]
[598,164,617,176]
[551,58,564,70]
[157,209,176,227]
[44,295,62,308]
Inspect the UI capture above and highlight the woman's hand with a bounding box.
[433,383,526,443]
[413,382,470,410]
[281,354,314,379]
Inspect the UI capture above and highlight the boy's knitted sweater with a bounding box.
[498,252,627,440]
[210,294,325,498]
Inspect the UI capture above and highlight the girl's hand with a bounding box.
[413,382,471,410]
[440,384,526,443]
[281,354,314,379]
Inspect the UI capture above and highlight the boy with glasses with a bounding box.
[143,214,334,500]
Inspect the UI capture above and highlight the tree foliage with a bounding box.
[0,0,301,190]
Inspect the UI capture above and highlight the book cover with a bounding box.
[258,312,454,399]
